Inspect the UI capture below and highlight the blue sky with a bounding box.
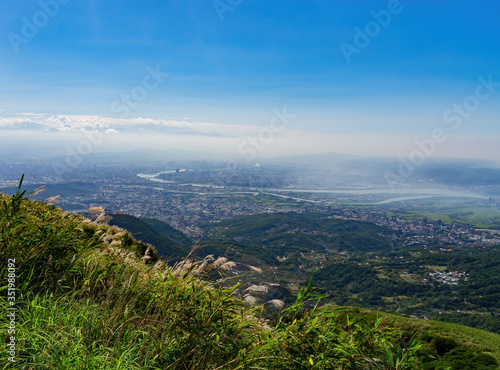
[1,0,500,159]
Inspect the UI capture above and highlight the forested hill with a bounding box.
[202,212,394,254]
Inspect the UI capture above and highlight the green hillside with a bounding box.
[205,212,390,237]
[313,262,429,307]
[202,212,394,254]
[308,246,500,335]
[140,216,193,245]
[346,307,500,367]
[108,213,189,259]
[1,184,499,369]
[111,215,278,267]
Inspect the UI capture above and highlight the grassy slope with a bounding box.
[1,189,499,369]
[352,307,500,364]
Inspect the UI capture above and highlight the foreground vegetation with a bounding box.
[0,179,499,369]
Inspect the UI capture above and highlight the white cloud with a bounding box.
[0,113,258,136]
[0,116,29,126]
[15,112,43,116]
